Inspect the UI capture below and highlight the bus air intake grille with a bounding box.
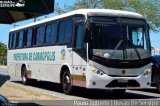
[105,80,140,87]
[108,75,139,77]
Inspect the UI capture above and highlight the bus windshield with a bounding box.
[89,17,150,61]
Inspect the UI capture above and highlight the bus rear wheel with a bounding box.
[21,66,29,85]
[62,69,73,95]
[112,89,126,95]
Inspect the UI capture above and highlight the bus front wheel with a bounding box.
[21,66,29,85]
[62,69,73,95]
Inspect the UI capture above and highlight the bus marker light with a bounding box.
[91,66,105,76]
[143,69,151,76]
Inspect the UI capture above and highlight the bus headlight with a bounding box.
[91,66,105,76]
[143,69,151,76]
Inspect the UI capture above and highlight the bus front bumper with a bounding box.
[86,70,151,89]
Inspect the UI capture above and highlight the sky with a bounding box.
[0,0,159,48]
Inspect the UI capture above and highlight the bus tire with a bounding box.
[112,89,126,95]
[62,69,73,95]
[21,66,29,85]
[157,78,160,93]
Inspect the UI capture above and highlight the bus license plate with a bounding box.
[118,78,128,83]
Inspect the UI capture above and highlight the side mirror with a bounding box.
[84,28,90,43]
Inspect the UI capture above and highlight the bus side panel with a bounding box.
[7,50,22,78]
[72,51,87,87]
[7,50,16,77]
[7,46,73,83]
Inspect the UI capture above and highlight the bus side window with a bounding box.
[15,32,19,48]
[46,23,57,45]
[51,24,57,45]
[12,32,17,49]
[75,24,84,49]
[18,31,24,48]
[65,20,73,43]
[58,19,73,44]
[58,21,65,44]
[26,29,33,47]
[36,26,45,46]
[45,25,51,45]
[9,33,13,49]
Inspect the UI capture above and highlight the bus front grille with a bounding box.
[105,80,140,87]
[108,75,139,77]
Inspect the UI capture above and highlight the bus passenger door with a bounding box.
[72,24,86,77]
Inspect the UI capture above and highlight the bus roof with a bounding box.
[11,9,144,32]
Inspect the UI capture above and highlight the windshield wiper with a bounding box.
[127,39,141,60]
[126,26,141,61]
[107,39,123,60]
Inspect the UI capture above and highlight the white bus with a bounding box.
[8,9,152,94]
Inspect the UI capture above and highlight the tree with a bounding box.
[0,42,7,56]
[55,0,160,32]
[125,0,160,32]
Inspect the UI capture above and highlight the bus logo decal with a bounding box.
[61,49,66,60]
[122,70,126,74]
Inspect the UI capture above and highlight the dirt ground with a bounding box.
[0,82,59,100]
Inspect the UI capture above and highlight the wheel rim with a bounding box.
[22,67,27,84]
[62,72,71,93]
[22,73,26,83]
